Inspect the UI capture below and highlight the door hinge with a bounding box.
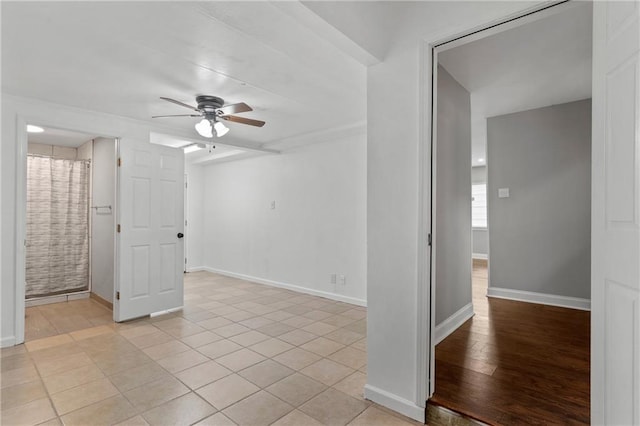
[185,258,187,264]
[428,233,432,246]
[116,291,120,300]
[117,157,122,167]
[117,224,121,233]
[185,182,188,189]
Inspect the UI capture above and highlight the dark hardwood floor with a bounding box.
[431,259,590,425]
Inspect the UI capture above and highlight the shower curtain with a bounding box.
[26,155,90,298]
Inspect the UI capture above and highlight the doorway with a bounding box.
[429,2,592,424]
[23,125,117,341]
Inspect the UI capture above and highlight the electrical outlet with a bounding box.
[330,274,337,284]
[338,275,346,286]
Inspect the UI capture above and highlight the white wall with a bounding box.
[365,1,540,419]
[91,138,116,303]
[185,162,204,271]
[77,140,92,161]
[198,133,367,304]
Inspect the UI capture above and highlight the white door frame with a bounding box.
[13,116,119,345]
[184,173,188,273]
[421,0,582,401]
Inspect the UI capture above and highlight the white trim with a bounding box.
[186,266,207,273]
[201,267,367,307]
[425,42,440,400]
[487,287,591,311]
[472,253,488,260]
[15,115,28,346]
[363,384,425,422]
[434,302,474,345]
[1,336,17,348]
[416,32,433,403]
[431,1,579,52]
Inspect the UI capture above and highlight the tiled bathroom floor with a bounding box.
[3,272,436,426]
[25,298,113,341]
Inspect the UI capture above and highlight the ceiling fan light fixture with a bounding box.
[213,121,229,137]
[195,118,213,138]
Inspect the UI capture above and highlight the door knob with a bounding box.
[177,233,184,239]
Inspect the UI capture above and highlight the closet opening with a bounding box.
[24,124,117,341]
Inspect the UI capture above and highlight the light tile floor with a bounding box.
[2,272,425,426]
[25,298,113,341]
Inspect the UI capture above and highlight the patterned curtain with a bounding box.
[26,156,90,297]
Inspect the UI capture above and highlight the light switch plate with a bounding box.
[498,188,510,198]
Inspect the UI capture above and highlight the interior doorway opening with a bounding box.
[24,125,117,341]
[429,2,592,424]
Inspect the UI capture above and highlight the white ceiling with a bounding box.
[1,1,367,161]
[27,126,98,148]
[3,2,593,167]
[438,2,593,167]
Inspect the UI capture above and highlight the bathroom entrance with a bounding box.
[24,125,117,340]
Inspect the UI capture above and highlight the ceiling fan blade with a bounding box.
[160,97,199,112]
[221,115,265,127]
[217,102,252,115]
[152,114,202,118]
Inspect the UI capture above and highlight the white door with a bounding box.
[116,139,185,322]
[592,1,640,424]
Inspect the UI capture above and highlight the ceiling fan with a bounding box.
[152,95,265,138]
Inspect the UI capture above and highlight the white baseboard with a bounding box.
[487,287,590,311]
[363,384,425,422]
[201,267,367,307]
[186,266,207,273]
[434,302,474,345]
[472,253,488,260]
[1,336,17,348]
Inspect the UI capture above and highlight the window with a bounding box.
[472,183,487,228]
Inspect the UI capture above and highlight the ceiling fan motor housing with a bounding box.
[196,95,225,118]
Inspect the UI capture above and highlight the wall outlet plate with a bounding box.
[498,188,510,198]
